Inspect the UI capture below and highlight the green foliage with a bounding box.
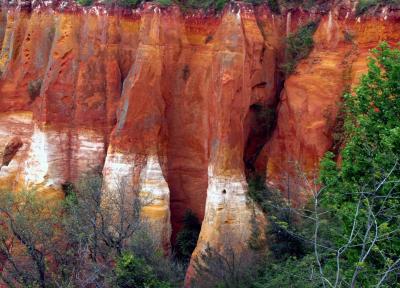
[182,0,228,11]
[76,0,93,6]
[252,254,320,288]
[115,253,172,288]
[175,210,201,261]
[355,0,378,16]
[156,0,173,6]
[266,0,280,13]
[356,0,400,16]
[244,0,265,4]
[117,0,140,8]
[282,21,318,76]
[319,42,400,286]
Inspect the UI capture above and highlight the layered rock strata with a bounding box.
[0,0,398,282]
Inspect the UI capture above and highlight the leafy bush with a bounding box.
[175,210,201,261]
[355,0,378,16]
[117,0,140,8]
[252,254,321,288]
[76,0,93,6]
[182,0,228,11]
[267,0,280,13]
[115,253,172,288]
[282,21,318,76]
[156,0,173,6]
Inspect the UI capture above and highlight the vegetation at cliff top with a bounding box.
[356,0,400,16]
[71,0,348,13]
[282,20,318,76]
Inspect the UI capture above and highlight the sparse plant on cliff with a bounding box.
[267,0,281,13]
[118,0,140,7]
[355,0,400,16]
[282,21,318,76]
[181,0,228,11]
[355,0,378,16]
[28,79,42,102]
[156,0,173,6]
[76,0,93,6]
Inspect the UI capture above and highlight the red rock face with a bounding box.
[0,0,399,282]
[262,9,400,205]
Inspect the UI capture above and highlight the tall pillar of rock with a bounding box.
[164,13,217,238]
[70,11,121,181]
[20,9,81,196]
[186,5,267,284]
[102,4,173,250]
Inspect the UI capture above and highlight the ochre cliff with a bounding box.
[0,0,398,282]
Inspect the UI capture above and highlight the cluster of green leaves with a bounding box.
[319,42,400,286]
[175,210,201,262]
[117,0,140,8]
[115,253,172,288]
[282,21,318,76]
[252,254,320,288]
[76,0,93,6]
[356,0,400,16]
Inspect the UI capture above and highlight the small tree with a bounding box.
[0,190,60,287]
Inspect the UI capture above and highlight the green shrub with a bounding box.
[355,0,377,16]
[76,0,93,6]
[117,0,140,8]
[267,0,280,14]
[183,0,228,11]
[282,21,318,76]
[156,0,173,6]
[244,0,266,5]
[252,254,321,288]
[175,210,201,261]
[115,253,172,288]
